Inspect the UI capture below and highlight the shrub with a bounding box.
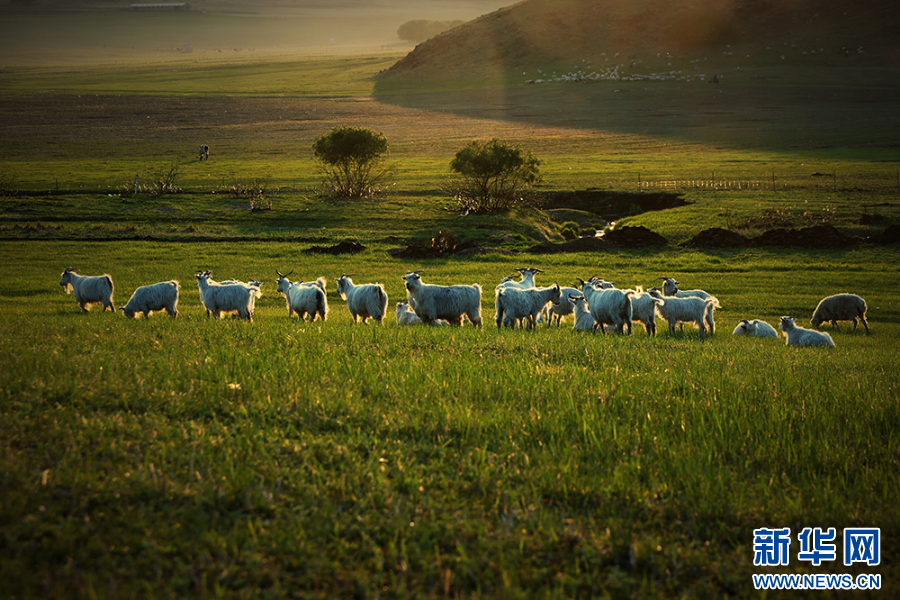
[130,159,182,196]
[312,127,391,200]
[559,221,581,240]
[448,139,542,214]
[222,177,273,211]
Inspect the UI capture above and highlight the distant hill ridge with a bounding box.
[380,0,900,81]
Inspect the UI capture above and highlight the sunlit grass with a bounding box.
[1,241,898,597]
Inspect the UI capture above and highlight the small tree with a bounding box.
[449,139,542,214]
[312,127,390,199]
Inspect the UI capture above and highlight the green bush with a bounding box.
[448,138,542,215]
[312,127,391,199]
[559,221,581,240]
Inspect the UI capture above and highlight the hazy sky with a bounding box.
[0,0,513,65]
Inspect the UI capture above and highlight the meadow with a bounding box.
[1,43,899,598]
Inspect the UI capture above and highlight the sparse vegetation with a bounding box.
[137,159,182,196]
[221,177,274,211]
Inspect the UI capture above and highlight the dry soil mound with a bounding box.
[749,225,858,249]
[682,228,749,248]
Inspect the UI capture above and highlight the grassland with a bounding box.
[1,35,899,598]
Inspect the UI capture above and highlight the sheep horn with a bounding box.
[532,268,544,273]
[741,319,749,325]
[575,277,586,286]
[276,270,283,278]
[413,269,425,274]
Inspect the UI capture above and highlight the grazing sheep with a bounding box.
[780,316,835,347]
[495,283,562,329]
[275,270,328,322]
[810,293,868,332]
[199,144,210,161]
[648,289,716,335]
[59,267,115,313]
[578,279,633,334]
[567,293,596,332]
[120,280,179,318]
[402,270,482,326]
[195,270,255,321]
[732,319,779,338]
[335,273,388,324]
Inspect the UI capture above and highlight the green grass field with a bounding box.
[1,36,899,597]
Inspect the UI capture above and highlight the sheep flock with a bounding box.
[57,267,871,348]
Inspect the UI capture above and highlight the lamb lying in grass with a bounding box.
[732,319,779,338]
[780,316,835,348]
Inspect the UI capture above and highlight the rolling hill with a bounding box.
[379,0,900,82]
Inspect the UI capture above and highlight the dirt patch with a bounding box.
[749,225,858,249]
[681,228,749,248]
[387,239,515,259]
[303,240,367,255]
[864,224,900,245]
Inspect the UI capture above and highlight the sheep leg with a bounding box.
[831,319,840,330]
[860,317,869,332]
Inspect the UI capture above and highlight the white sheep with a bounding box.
[658,277,721,308]
[495,283,562,329]
[335,273,388,324]
[58,267,115,313]
[648,288,716,335]
[567,293,596,332]
[217,277,264,319]
[120,280,179,318]
[810,293,868,332]
[780,316,835,347]
[275,270,328,322]
[395,301,448,326]
[496,267,543,290]
[626,286,664,336]
[732,319,779,338]
[195,270,255,321]
[578,279,633,334]
[543,285,582,326]
[402,270,482,326]
[395,301,423,325]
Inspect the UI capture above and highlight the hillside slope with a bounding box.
[380,0,900,82]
